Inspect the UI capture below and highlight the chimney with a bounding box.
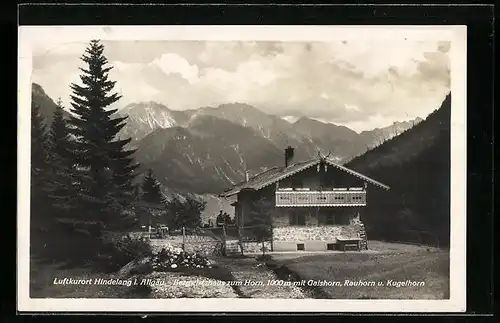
[245,170,249,182]
[285,146,295,167]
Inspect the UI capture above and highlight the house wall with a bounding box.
[233,164,369,252]
[278,162,366,190]
[270,206,364,251]
[271,207,362,227]
[234,202,242,226]
[238,189,261,226]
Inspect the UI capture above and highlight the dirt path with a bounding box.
[214,256,307,298]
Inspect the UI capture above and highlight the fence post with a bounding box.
[271,224,274,252]
[182,226,186,251]
[222,224,227,256]
[238,225,245,256]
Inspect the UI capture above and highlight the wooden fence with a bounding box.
[143,223,274,256]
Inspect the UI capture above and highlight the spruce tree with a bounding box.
[138,169,167,228]
[47,99,73,166]
[45,100,81,218]
[141,169,165,205]
[67,39,139,235]
[31,102,51,234]
[31,102,49,186]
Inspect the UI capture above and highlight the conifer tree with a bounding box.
[138,169,167,227]
[67,39,139,235]
[31,102,49,184]
[47,98,72,163]
[45,100,81,218]
[141,169,165,205]
[31,102,51,231]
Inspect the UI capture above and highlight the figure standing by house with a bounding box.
[223,212,232,225]
[216,210,223,227]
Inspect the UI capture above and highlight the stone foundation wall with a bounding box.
[183,241,223,256]
[273,225,358,242]
[151,237,223,256]
[241,241,272,253]
[271,207,364,244]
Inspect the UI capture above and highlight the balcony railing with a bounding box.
[275,188,366,207]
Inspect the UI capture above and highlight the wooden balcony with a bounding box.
[275,188,366,207]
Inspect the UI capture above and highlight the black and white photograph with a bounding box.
[18,26,467,312]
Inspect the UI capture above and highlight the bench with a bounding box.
[336,237,361,251]
[343,243,359,251]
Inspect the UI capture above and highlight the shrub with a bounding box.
[151,244,212,272]
[96,233,153,272]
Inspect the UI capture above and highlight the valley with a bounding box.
[31,82,442,237]
[30,82,422,196]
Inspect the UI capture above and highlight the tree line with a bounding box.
[138,168,206,230]
[30,40,205,270]
[347,94,451,247]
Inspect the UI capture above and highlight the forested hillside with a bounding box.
[346,94,451,246]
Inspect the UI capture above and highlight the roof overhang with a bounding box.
[323,158,390,191]
[219,158,390,198]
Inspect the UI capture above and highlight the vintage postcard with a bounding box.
[18,25,467,313]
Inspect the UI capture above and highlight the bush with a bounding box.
[96,233,153,272]
[31,226,103,267]
[151,244,212,272]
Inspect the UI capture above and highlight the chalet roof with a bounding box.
[219,157,390,198]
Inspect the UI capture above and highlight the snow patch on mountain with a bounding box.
[281,115,300,123]
[118,102,184,142]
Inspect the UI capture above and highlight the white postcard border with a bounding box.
[17,25,467,313]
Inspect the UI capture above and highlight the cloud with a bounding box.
[334,114,397,133]
[31,39,451,131]
[344,104,360,111]
[150,53,200,84]
[33,40,88,57]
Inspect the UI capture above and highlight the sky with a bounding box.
[31,39,451,132]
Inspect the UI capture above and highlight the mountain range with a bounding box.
[32,82,422,195]
[31,83,71,124]
[30,82,451,242]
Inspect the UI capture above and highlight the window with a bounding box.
[326,243,335,251]
[321,212,349,225]
[297,243,305,251]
